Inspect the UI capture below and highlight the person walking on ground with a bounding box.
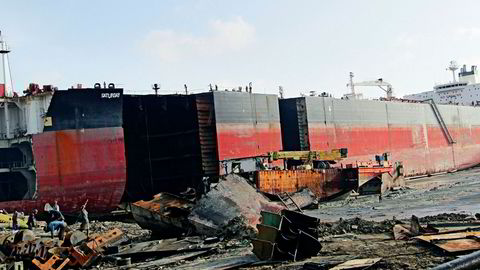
[79,201,89,236]
[53,200,60,212]
[12,210,18,231]
[44,220,67,239]
[27,209,38,230]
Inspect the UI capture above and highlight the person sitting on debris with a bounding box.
[12,210,18,231]
[48,209,65,223]
[53,200,60,212]
[44,220,67,240]
[27,209,38,230]
[79,201,89,236]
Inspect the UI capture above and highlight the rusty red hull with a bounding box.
[216,123,283,161]
[0,127,127,214]
[308,124,479,176]
[280,97,480,177]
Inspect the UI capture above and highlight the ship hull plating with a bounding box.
[0,127,126,214]
[280,97,480,177]
[0,88,126,214]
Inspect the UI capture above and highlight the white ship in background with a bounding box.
[404,61,480,106]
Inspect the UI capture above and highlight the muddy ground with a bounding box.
[133,168,480,269]
[3,168,480,269]
[309,167,480,222]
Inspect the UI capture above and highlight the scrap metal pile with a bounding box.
[0,228,125,269]
[253,210,322,261]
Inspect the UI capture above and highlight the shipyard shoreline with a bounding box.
[308,166,480,222]
[124,166,480,269]
[0,167,475,269]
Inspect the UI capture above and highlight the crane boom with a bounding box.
[345,73,394,99]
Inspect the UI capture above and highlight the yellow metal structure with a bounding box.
[267,148,347,162]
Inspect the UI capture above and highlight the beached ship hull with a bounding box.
[0,87,126,214]
[279,97,480,177]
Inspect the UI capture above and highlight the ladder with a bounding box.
[426,99,455,144]
[277,192,303,213]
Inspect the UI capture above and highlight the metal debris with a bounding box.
[415,230,480,253]
[252,210,322,261]
[330,258,382,270]
[131,193,194,237]
[431,249,480,270]
[188,174,285,236]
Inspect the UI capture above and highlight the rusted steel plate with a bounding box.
[415,231,480,253]
[255,169,347,199]
[131,193,194,237]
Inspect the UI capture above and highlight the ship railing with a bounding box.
[0,161,26,170]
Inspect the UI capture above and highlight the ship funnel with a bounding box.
[0,31,14,97]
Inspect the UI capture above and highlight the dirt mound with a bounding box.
[419,213,473,223]
[318,217,397,236]
[220,216,256,241]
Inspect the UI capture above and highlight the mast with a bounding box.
[0,31,13,139]
[0,31,13,97]
[447,61,459,83]
[349,72,355,95]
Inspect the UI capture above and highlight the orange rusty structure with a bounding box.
[255,169,349,200]
[69,228,124,267]
[32,255,70,270]
[256,157,404,198]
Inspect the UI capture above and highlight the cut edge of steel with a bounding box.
[415,231,480,253]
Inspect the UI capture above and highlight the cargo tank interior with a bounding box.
[122,94,216,201]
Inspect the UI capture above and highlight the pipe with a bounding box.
[431,250,480,270]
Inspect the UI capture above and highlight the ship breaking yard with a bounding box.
[2,23,480,270]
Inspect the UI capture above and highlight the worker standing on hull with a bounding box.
[27,209,38,230]
[79,201,89,236]
[11,210,18,231]
[53,200,60,212]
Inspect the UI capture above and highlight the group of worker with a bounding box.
[10,200,89,239]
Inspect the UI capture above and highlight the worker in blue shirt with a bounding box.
[44,220,67,239]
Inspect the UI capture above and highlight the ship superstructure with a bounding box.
[404,61,480,105]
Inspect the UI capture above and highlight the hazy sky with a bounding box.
[2,0,480,98]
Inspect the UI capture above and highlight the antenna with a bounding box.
[349,72,355,95]
[447,61,459,82]
[279,86,284,99]
[152,83,160,96]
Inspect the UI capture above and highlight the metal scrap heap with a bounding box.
[0,228,125,270]
[252,210,322,261]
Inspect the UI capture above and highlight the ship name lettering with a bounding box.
[101,93,120,99]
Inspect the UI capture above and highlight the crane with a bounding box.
[345,72,393,100]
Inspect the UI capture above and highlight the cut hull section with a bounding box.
[0,127,126,214]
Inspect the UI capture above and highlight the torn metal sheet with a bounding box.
[175,254,259,270]
[188,174,285,236]
[415,231,480,253]
[253,210,322,261]
[330,258,382,270]
[131,193,194,237]
[104,250,210,270]
[115,237,215,258]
